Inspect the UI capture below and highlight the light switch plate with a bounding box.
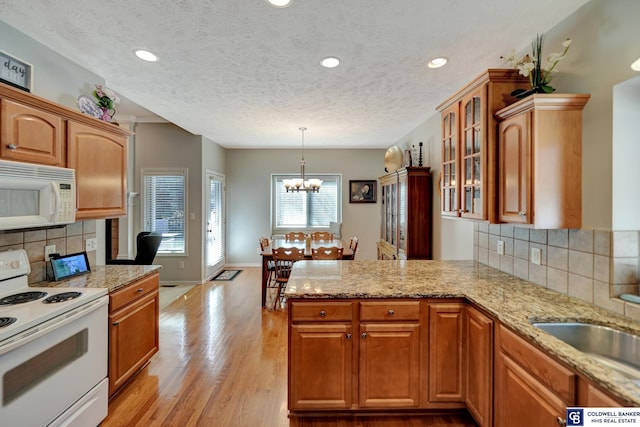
[531,247,542,265]
[497,240,504,255]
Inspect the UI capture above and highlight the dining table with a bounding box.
[260,238,353,307]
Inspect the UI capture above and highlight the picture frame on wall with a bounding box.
[349,180,377,203]
[0,50,33,92]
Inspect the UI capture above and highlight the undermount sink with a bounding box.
[532,322,640,380]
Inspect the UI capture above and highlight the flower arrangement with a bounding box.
[92,84,120,122]
[501,34,572,97]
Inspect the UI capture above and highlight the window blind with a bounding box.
[143,170,186,254]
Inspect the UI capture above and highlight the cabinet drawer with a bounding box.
[290,301,353,322]
[498,325,576,402]
[360,301,420,321]
[109,273,159,312]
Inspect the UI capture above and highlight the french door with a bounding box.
[205,171,225,279]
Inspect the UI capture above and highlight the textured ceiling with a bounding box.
[0,0,589,149]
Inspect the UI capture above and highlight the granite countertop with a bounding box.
[33,265,162,293]
[285,259,640,406]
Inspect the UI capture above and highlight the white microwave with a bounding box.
[0,159,76,230]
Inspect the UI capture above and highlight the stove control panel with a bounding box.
[0,249,31,281]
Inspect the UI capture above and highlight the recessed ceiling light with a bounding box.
[134,49,159,62]
[428,57,448,69]
[321,57,340,68]
[267,0,293,7]
[632,57,640,71]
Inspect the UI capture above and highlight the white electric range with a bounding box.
[0,248,109,427]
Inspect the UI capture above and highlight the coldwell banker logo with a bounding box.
[567,408,584,426]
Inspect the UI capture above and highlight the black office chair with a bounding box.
[108,231,163,265]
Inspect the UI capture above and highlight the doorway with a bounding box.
[205,171,225,279]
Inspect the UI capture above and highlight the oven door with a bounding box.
[0,296,108,427]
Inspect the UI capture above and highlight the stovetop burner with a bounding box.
[0,291,48,305]
[0,317,17,328]
[43,292,82,304]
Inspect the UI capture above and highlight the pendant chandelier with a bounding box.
[283,127,322,192]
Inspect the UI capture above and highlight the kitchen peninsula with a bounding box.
[285,260,640,426]
[41,264,162,397]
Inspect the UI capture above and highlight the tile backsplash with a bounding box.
[0,221,97,284]
[474,223,640,320]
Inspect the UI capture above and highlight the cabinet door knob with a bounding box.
[319,310,326,317]
[361,332,367,339]
[518,211,527,216]
[112,321,120,326]
[137,288,144,293]
[388,309,395,316]
[346,333,352,340]
[7,143,17,150]
[556,417,566,426]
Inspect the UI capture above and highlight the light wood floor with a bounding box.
[102,268,477,427]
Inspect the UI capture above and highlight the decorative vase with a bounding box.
[511,86,553,99]
[99,106,115,122]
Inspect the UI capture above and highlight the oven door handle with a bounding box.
[0,295,108,356]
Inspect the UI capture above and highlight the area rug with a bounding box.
[212,269,242,281]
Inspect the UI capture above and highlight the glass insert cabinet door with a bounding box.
[460,90,485,219]
[398,175,407,255]
[440,104,458,217]
[382,181,397,246]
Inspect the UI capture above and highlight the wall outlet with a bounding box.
[85,238,97,252]
[496,240,504,256]
[531,247,542,265]
[44,245,56,261]
[179,261,185,269]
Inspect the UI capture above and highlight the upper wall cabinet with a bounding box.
[1,98,65,166]
[67,121,127,220]
[437,69,528,222]
[0,82,132,220]
[495,94,590,228]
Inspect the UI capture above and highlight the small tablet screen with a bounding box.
[51,251,91,281]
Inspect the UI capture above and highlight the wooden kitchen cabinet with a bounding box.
[496,94,590,228]
[289,300,422,411]
[108,273,160,397]
[464,305,493,427]
[495,324,576,427]
[427,302,464,406]
[359,301,421,408]
[289,301,354,410]
[437,69,528,222]
[67,120,128,220]
[378,167,432,260]
[1,97,65,166]
[578,378,626,407]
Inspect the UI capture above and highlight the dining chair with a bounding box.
[349,236,359,259]
[311,231,333,242]
[285,231,306,242]
[311,246,344,260]
[272,247,305,309]
[259,237,276,288]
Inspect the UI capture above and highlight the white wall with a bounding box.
[538,0,640,230]
[225,148,385,265]
[612,76,640,230]
[0,21,102,110]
